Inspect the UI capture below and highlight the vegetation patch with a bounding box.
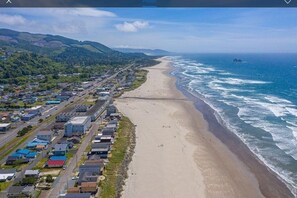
[126,69,148,91]
[100,116,136,198]
[0,181,12,192]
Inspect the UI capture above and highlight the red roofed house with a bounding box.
[47,160,65,168]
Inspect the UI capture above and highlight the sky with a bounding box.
[0,8,297,53]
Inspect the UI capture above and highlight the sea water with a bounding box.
[170,54,297,195]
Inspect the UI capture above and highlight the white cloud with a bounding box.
[115,21,149,32]
[52,8,116,18]
[0,14,27,26]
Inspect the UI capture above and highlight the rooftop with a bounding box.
[37,131,52,136]
[25,170,39,175]
[67,116,90,125]
[54,144,68,151]
[0,123,11,127]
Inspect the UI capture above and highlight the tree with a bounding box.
[46,175,54,183]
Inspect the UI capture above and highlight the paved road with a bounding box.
[46,117,102,198]
[0,64,133,197]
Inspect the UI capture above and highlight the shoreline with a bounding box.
[175,75,294,198]
[115,58,291,198]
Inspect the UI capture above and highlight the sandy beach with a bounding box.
[115,58,283,198]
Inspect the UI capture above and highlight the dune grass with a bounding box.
[100,116,135,198]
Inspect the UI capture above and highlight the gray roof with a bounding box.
[77,171,99,184]
[60,193,91,198]
[8,186,25,194]
[37,131,52,136]
[91,142,111,149]
[0,168,16,174]
[54,144,68,151]
[25,170,39,175]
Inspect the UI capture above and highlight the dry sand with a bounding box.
[115,58,265,198]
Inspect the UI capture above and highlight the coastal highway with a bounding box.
[0,63,134,197]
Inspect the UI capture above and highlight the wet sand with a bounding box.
[115,58,292,198]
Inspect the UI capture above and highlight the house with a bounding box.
[77,171,99,185]
[79,162,104,175]
[90,142,111,158]
[21,113,36,121]
[25,105,43,116]
[101,128,115,137]
[67,187,80,193]
[46,100,61,105]
[5,155,25,165]
[37,131,53,142]
[26,138,49,149]
[109,113,121,120]
[85,100,108,121]
[67,136,81,144]
[108,119,118,126]
[56,113,73,122]
[80,182,98,194]
[47,160,65,168]
[106,104,117,116]
[59,193,91,198]
[0,123,11,132]
[15,149,30,156]
[7,186,34,198]
[105,123,117,131]
[26,152,37,159]
[64,116,91,137]
[50,156,67,161]
[96,135,113,143]
[0,168,16,181]
[53,144,68,156]
[24,170,39,178]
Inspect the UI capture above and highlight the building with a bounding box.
[47,160,65,168]
[86,100,109,122]
[26,105,43,116]
[53,144,68,156]
[101,127,116,137]
[0,123,11,132]
[46,100,61,105]
[59,193,91,198]
[64,116,91,137]
[26,138,49,150]
[24,170,39,178]
[56,113,74,122]
[77,171,99,185]
[80,182,98,194]
[67,187,80,193]
[37,131,53,142]
[50,156,67,161]
[0,168,16,181]
[90,142,111,158]
[21,113,36,121]
[79,163,103,175]
[7,186,32,198]
[67,136,81,144]
[75,105,88,112]
[106,104,117,116]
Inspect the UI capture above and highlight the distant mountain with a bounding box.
[114,48,172,56]
[0,29,158,86]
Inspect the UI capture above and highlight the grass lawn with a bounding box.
[100,116,135,198]
[33,158,48,170]
[0,181,12,192]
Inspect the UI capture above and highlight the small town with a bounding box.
[0,63,146,198]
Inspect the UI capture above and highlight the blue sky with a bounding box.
[0,8,297,53]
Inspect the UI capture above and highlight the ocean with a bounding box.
[170,54,297,195]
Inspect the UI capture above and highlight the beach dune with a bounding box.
[115,58,264,198]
